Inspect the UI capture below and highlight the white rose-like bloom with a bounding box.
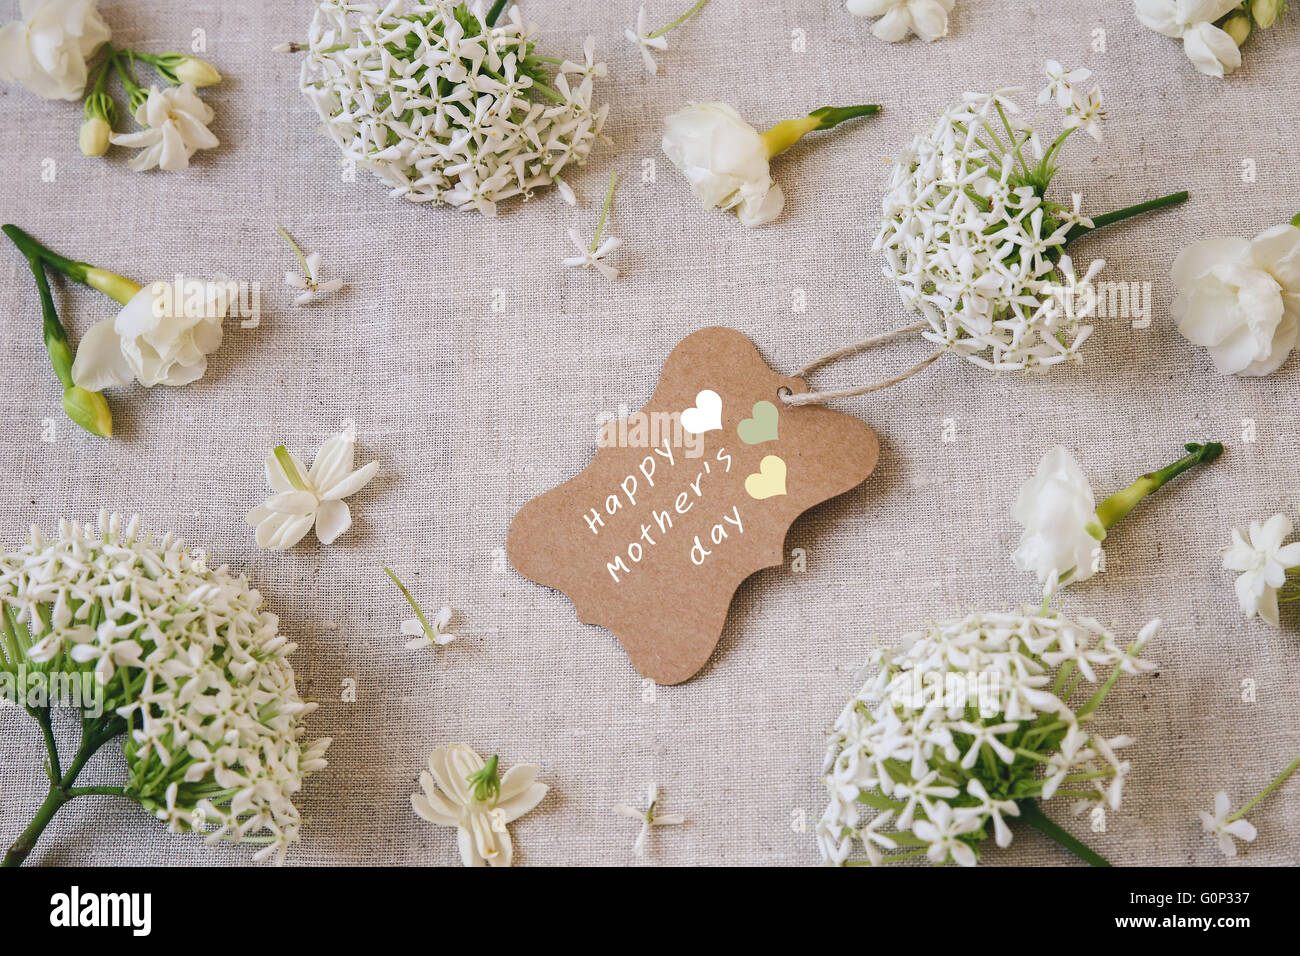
[0,0,110,100]
[412,745,549,867]
[110,84,219,172]
[662,102,784,228]
[846,0,956,43]
[1172,224,1300,376]
[1134,0,1242,77]
[71,281,229,390]
[1012,446,1105,587]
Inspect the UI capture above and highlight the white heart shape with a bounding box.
[680,389,723,434]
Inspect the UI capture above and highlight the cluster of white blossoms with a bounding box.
[0,513,330,863]
[819,609,1157,866]
[297,1,608,215]
[874,67,1111,372]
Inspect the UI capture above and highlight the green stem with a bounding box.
[485,0,509,27]
[277,226,312,278]
[2,224,140,304]
[382,566,442,646]
[1095,442,1223,531]
[760,104,881,158]
[2,718,122,867]
[1016,798,1110,866]
[648,0,712,38]
[590,170,618,253]
[1066,190,1189,244]
[1228,753,1300,822]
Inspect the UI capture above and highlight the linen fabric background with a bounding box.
[0,0,1297,867]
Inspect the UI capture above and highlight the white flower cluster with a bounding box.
[298,1,608,216]
[0,513,330,863]
[874,77,1107,372]
[819,609,1157,866]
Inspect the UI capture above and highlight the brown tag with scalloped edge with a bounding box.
[507,327,879,684]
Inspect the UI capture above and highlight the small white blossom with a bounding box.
[662,102,783,227]
[245,432,379,550]
[1063,84,1106,143]
[1198,790,1257,857]
[1038,60,1092,108]
[284,250,344,306]
[562,228,621,280]
[625,6,669,74]
[401,606,456,650]
[1222,514,1300,626]
[613,783,686,856]
[411,745,548,867]
[110,84,219,172]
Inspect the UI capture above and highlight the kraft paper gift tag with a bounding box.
[507,326,879,684]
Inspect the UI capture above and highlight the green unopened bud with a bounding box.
[173,56,222,87]
[79,115,112,157]
[1291,211,1300,228]
[1252,0,1284,29]
[62,387,113,438]
[84,267,142,305]
[1222,12,1253,45]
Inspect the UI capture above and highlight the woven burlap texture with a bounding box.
[0,0,1296,866]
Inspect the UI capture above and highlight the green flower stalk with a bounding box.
[760,104,883,158]
[1095,442,1225,531]
[0,225,133,438]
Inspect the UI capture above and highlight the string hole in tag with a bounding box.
[776,386,793,403]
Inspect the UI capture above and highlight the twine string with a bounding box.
[781,321,943,406]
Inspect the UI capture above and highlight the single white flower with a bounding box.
[846,0,956,43]
[1198,790,1257,857]
[912,801,979,866]
[1172,223,1300,376]
[401,608,455,649]
[245,433,379,551]
[1063,84,1106,143]
[1038,60,1092,108]
[625,6,669,74]
[279,227,343,306]
[1181,20,1243,77]
[411,746,548,867]
[1222,514,1300,626]
[110,83,219,172]
[1135,0,1243,77]
[1012,446,1105,588]
[0,0,111,101]
[562,228,621,280]
[662,102,784,227]
[71,281,228,389]
[613,783,686,856]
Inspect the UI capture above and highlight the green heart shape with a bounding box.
[737,401,779,445]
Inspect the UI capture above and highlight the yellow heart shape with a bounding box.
[744,455,787,500]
